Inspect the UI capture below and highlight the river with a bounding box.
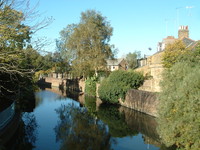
[0,88,174,150]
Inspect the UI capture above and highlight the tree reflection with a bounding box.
[14,113,38,150]
[97,104,176,150]
[22,113,38,146]
[54,103,113,150]
[3,112,38,150]
[98,104,138,137]
[84,95,97,117]
[119,106,159,140]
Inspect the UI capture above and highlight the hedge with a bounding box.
[98,70,144,104]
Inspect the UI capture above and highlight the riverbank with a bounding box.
[120,89,158,117]
[38,77,158,117]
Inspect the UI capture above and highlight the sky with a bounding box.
[29,0,200,58]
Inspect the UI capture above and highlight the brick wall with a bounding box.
[45,77,66,87]
[43,77,85,93]
[135,51,164,92]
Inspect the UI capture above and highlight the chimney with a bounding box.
[178,25,189,39]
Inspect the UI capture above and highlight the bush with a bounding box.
[162,40,188,68]
[85,77,97,97]
[157,48,200,150]
[98,70,144,104]
[84,95,97,117]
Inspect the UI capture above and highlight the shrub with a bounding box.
[85,77,97,97]
[84,95,97,117]
[157,48,200,150]
[162,40,188,68]
[98,70,144,104]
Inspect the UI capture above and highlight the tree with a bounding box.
[65,10,115,77]
[162,40,188,68]
[157,46,200,150]
[42,52,54,71]
[0,0,52,97]
[52,38,73,75]
[21,47,43,70]
[56,24,77,65]
[126,51,141,69]
[0,3,32,96]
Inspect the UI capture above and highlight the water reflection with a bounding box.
[22,113,38,148]
[84,95,98,117]
[84,95,175,150]
[98,104,138,138]
[0,96,38,150]
[119,106,159,142]
[0,112,38,150]
[54,103,113,150]
[0,89,175,150]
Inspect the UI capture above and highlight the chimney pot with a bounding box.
[178,25,189,39]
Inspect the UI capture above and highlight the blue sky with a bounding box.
[30,0,200,57]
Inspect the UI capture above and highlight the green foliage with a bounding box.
[126,51,141,69]
[52,51,71,74]
[84,95,97,117]
[85,77,97,97]
[0,3,33,96]
[21,47,43,70]
[0,1,52,97]
[98,70,144,104]
[162,40,188,68]
[157,48,200,150]
[0,6,31,50]
[42,52,55,71]
[177,42,200,64]
[98,78,119,104]
[60,9,116,77]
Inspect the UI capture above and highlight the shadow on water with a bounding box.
[0,93,38,150]
[3,113,38,150]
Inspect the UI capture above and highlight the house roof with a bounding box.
[106,58,125,66]
[181,37,195,48]
[188,40,200,50]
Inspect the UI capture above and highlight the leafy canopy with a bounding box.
[158,46,200,150]
[60,9,116,77]
[125,51,141,69]
[0,2,33,96]
[162,40,189,68]
[0,0,52,97]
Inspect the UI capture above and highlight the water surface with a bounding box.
[0,89,172,150]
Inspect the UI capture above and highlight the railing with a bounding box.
[0,102,15,130]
